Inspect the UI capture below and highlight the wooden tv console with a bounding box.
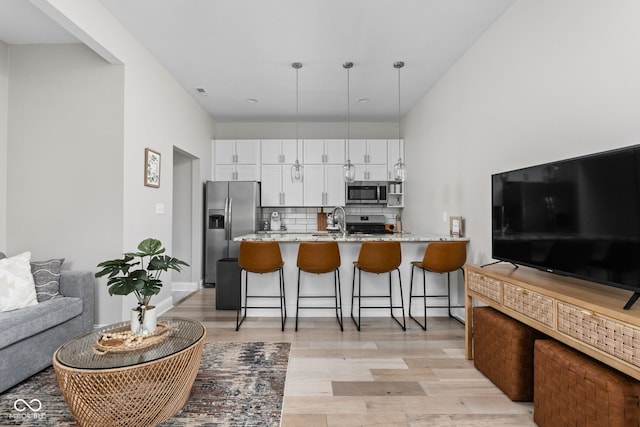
[465,263,640,381]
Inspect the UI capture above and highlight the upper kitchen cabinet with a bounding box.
[303,139,345,165]
[261,139,304,206]
[261,139,302,165]
[303,164,346,207]
[387,139,405,181]
[212,139,260,181]
[349,139,388,181]
[261,164,304,207]
[215,139,259,164]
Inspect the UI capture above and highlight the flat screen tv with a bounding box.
[491,144,640,310]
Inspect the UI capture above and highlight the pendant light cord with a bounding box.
[395,61,404,160]
[295,63,300,161]
[344,62,353,162]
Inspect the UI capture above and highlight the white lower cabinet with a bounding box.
[261,165,303,206]
[304,164,345,207]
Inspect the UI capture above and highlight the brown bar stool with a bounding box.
[408,241,466,330]
[351,241,406,331]
[236,241,286,331]
[295,242,343,331]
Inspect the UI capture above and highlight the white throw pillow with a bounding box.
[0,251,39,312]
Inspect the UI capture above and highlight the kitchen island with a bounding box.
[233,232,469,322]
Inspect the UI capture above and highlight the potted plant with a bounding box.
[95,238,188,335]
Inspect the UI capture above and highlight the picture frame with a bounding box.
[144,148,161,188]
[450,216,464,237]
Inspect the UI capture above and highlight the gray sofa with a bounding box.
[0,271,94,393]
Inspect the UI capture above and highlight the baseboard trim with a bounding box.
[172,281,200,292]
[156,295,174,316]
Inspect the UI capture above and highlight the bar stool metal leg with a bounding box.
[236,241,286,332]
[295,268,343,331]
[295,241,343,331]
[408,240,467,330]
[351,266,406,331]
[409,264,427,330]
[279,267,286,331]
[351,265,361,331]
[295,268,302,331]
[351,241,405,331]
[236,269,248,331]
[389,268,406,331]
[334,269,344,331]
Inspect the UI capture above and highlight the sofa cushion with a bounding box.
[0,297,83,350]
[31,258,65,302]
[0,251,38,312]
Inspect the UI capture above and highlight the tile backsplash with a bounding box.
[261,206,402,232]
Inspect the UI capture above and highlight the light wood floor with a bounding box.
[165,288,536,426]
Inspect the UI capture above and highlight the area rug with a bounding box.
[0,341,290,426]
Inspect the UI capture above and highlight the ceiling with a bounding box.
[0,0,78,44]
[0,0,514,122]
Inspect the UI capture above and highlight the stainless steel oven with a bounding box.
[346,182,387,205]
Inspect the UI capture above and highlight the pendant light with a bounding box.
[343,61,356,183]
[291,62,304,183]
[393,61,407,182]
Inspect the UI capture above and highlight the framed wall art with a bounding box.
[144,148,161,188]
[450,216,464,237]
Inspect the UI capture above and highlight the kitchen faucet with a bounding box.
[332,206,347,236]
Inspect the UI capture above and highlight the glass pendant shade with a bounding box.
[343,160,356,183]
[394,158,407,182]
[291,159,303,183]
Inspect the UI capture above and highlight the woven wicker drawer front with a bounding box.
[503,283,554,327]
[557,302,640,368]
[468,271,502,303]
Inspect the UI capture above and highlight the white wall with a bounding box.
[11,0,216,324]
[403,0,640,267]
[0,41,8,251]
[215,121,399,140]
[172,148,194,284]
[7,44,124,324]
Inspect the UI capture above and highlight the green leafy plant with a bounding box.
[95,238,188,317]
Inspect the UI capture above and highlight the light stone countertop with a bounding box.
[234,231,469,242]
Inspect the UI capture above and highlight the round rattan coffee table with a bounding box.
[53,317,205,427]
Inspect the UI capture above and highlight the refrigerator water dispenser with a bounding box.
[209,213,224,229]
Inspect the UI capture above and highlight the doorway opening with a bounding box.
[172,147,201,305]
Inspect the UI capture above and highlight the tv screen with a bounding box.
[491,145,640,309]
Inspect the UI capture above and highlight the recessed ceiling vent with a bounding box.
[195,87,208,96]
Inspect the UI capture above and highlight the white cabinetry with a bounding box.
[387,139,405,181]
[261,139,299,165]
[304,164,346,206]
[261,139,304,207]
[387,182,404,208]
[303,140,346,206]
[349,139,388,181]
[303,139,345,164]
[213,139,259,181]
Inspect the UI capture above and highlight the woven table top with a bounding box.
[55,317,205,370]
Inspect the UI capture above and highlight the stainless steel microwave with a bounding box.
[346,182,387,205]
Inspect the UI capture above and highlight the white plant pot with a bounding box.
[131,306,157,335]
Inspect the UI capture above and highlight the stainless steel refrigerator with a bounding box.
[204,181,261,285]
